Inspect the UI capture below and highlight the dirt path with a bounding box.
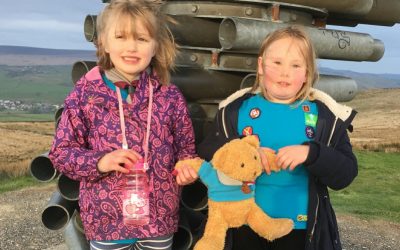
[0,184,399,250]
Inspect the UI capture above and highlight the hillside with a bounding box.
[0,45,399,106]
[0,45,96,66]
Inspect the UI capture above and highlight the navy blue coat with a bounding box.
[197,90,358,250]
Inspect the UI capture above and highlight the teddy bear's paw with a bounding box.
[262,218,294,241]
[194,237,225,250]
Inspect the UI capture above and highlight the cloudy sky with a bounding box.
[0,0,399,74]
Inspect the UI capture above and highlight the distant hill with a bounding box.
[0,45,96,66]
[0,45,399,89]
[320,67,400,89]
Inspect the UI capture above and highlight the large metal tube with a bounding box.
[314,74,358,102]
[71,61,97,84]
[181,180,208,211]
[41,191,78,231]
[64,212,89,250]
[54,107,64,129]
[240,73,358,102]
[30,152,58,182]
[270,0,374,16]
[84,15,97,42]
[173,209,194,250]
[172,67,247,101]
[57,174,80,201]
[188,102,219,143]
[219,18,384,62]
[169,16,221,48]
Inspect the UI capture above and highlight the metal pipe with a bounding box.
[84,15,97,42]
[71,61,97,84]
[181,180,208,211]
[30,152,58,182]
[54,107,64,129]
[41,191,78,230]
[73,211,85,234]
[64,212,89,250]
[172,67,247,101]
[57,174,80,201]
[173,209,194,250]
[240,73,358,102]
[170,15,221,48]
[219,17,384,62]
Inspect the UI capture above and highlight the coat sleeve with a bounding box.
[304,129,358,190]
[171,87,196,161]
[49,81,109,182]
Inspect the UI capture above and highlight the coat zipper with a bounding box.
[309,193,319,242]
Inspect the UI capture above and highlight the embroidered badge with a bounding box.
[302,105,310,112]
[249,108,261,119]
[242,126,253,136]
[305,126,315,139]
[305,113,318,127]
[297,215,308,222]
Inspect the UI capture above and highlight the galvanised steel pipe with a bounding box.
[71,61,97,84]
[30,152,58,182]
[181,179,208,211]
[73,212,85,234]
[57,174,80,201]
[54,107,64,129]
[240,73,358,102]
[84,15,97,42]
[170,15,221,48]
[165,0,372,16]
[219,18,385,62]
[173,209,194,250]
[64,212,89,250]
[41,191,78,231]
[172,67,247,101]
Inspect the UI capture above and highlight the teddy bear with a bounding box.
[174,135,293,250]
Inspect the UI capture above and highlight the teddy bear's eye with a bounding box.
[254,155,257,160]
[241,163,245,168]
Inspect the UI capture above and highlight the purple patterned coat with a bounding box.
[49,66,196,240]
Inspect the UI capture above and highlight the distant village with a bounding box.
[0,99,60,114]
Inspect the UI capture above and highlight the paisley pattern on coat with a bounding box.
[49,66,196,240]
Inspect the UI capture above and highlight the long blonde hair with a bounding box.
[96,0,177,85]
[253,26,319,102]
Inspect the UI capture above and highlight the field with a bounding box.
[0,88,399,224]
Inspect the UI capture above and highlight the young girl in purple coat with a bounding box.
[49,0,196,249]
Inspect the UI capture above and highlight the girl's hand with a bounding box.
[97,149,142,174]
[258,147,277,175]
[276,145,310,171]
[175,165,198,185]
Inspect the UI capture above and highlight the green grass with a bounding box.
[0,175,47,194]
[0,65,72,104]
[330,151,400,223]
[0,111,54,122]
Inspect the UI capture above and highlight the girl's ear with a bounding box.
[257,56,264,75]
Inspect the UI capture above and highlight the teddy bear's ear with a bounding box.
[242,135,260,149]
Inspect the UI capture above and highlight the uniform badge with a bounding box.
[302,105,310,112]
[305,126,315,139]
[249,108,261,119]
[297,214,308,222]
[305,113,318,127]
[242,126,253,136]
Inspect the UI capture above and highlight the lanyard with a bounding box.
[116,79,153,169]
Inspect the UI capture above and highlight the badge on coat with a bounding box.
[305,113,318,127]
[249,108,261,119]
[242,126,253,136]
[305,126,315,139]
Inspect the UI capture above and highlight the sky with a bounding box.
[0,0,399,74]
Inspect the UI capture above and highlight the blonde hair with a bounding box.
[253,26,319,102]
[96,0,177,85]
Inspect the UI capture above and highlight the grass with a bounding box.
[0,65,72,104]
[330,150,400,223]
[0,150,399,224]
[0,111,53,122]
[0,175,47,194]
